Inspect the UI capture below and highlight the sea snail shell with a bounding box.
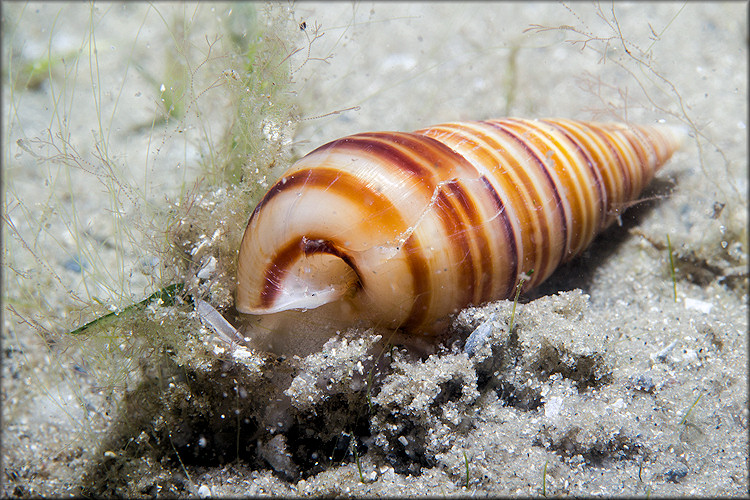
[236,118,683,333]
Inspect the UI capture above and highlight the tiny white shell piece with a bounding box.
[464,316,496,357]
[197,256,217,279]
[196,298,244,345]
[683,297,713,314]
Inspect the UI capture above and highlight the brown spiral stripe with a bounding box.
[236,118,683,333]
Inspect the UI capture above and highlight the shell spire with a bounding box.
[236,118,684,333]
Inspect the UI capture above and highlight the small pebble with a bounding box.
[631,374,655,393]
[663,463,688,482]
[464,316,495,356]
[63,256,86,273]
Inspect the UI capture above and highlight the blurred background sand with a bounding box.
[3,2,747,496]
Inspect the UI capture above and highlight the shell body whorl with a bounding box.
[237,118,683,333]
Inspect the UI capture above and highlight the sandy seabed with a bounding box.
[3,2,747,497]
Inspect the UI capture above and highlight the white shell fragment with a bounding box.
[197,256,218,280]
[464,316,496,357]
[683,297,713,314]
[195,298,244,345]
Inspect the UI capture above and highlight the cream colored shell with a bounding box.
[236,118,683,333]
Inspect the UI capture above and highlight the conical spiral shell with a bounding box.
[237,118,683,333]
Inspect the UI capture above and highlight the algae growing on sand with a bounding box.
[3,2,747,497]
